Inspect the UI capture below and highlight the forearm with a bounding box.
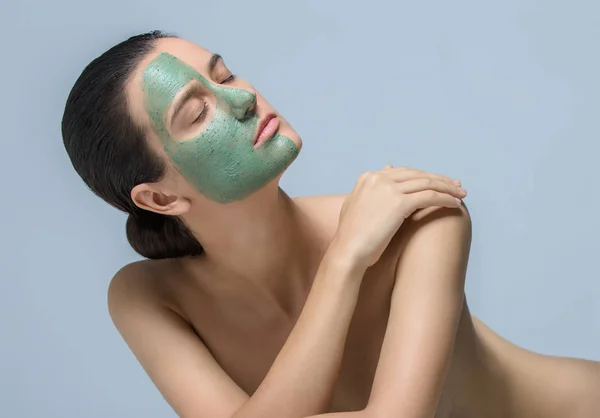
[367,206,472,418]
[233,244,366,418]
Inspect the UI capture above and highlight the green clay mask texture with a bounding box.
[142,53,299,203]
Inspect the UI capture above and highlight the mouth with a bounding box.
[253,113,280,148]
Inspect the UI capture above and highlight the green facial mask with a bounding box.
[142,53,299,203]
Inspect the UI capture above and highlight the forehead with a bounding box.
[126,37,214,127]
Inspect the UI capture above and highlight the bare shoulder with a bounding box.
[382,202,473,268]
[293,193,348,213]
[407,200,471,225]
[107,258,187,319]
[109,259,163,298]
[294,194,471,227]
[107,259,249,417]
[401,201,472,243]
[293,194,471,259]
[293,193,348,239]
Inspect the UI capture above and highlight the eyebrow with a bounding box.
[170,53,223,126]
[208,53,222,73]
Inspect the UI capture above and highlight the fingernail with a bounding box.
[453,179,462,186]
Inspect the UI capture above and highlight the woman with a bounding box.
[61,31,600,418]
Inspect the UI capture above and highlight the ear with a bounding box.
[131,183,191,216]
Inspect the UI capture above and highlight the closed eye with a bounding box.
[222,74,236,84]
[193,102,209,124]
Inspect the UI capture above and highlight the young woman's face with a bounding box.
[127,37,302,204]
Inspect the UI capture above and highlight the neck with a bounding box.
[182,187,326,307]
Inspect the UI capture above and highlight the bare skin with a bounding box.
[109,193,600,418]
[107,37,600,418]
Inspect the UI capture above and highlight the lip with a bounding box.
[253,113,279,148]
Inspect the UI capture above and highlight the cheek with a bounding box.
[143,127,172,161]
[164,163,199,196]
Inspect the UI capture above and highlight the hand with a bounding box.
[332,164,467,269]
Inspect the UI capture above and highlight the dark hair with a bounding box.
[61,30,203,260]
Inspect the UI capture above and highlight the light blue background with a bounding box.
[2,0,599,416]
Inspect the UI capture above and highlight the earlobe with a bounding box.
[130,183,191,216]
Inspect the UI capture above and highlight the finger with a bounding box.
[407,208,429,222]
[401,190,463,214]
[396,178,466,198]
[384,167,460,186]
[386,171,461,193]
[395,178,466,198]
[383,163,393,169]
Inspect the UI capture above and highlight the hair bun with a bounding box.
[129,209,164,226]
[126,210,203,260]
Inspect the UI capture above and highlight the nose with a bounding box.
[220,87,257,120]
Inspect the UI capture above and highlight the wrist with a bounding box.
[324,238,369,278]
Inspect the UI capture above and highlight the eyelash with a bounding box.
[222,74,236,84]
[193,102,209,124]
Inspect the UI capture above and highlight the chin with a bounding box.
[282,128,303,152]
[274,140,300,180]
[277,115,303,151]
[289,133,303,152]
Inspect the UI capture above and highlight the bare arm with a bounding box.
[108,166,465,418]
[235,247,367,418]
[366,204,472,417]
[108,245,369,418]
